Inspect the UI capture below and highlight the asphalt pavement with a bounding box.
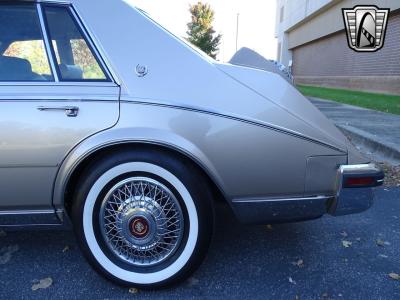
[0,188,399,299]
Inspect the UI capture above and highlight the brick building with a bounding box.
[275,0,400,95]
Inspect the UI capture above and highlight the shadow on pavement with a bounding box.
[0,188,399,299]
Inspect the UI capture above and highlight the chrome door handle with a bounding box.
[37,106,79,117]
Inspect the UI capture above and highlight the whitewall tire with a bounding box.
[71,149,214,288]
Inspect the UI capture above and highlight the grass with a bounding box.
[297,85,400,115]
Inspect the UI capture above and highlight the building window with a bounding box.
[277,42,281,62]
[280,6,285,23]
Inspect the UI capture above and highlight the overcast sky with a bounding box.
[129,0,278,62]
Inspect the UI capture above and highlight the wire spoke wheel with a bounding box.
[99,177,185,267]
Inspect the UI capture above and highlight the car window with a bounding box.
[44,6,109,81]
[0,4,53,81]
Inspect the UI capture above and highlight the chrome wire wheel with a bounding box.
[99,177,185,267]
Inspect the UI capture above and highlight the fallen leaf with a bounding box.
[266,224,273,230]
[376,239,390,247]
[340,231,348,238]
[187,277,200,287]
[389,273,400,280]
[0,245,19,265]
[62,246,70,253]
[379,254,389,258]
[128,287,138,294]
[288,277,296,285]
[31,277,53,291]
[342,240,352,248]
[376,239,384,246]
[292,259,304,268]
[321,292,329,299]
[0,230,6,237]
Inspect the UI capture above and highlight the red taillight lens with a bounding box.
[344,177,375,187]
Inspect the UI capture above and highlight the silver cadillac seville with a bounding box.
[0,0,384,288]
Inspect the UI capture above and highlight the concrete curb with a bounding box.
[338,124,400,164]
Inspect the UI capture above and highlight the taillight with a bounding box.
[344,176,376,188]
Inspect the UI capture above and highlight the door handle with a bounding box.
[37,106,79,117]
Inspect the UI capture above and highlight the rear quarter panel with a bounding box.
[54,101,346,208]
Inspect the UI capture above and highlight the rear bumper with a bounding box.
[231,163,384,224]
[329,163,384,216]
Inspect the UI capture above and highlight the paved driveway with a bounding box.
[309,97,400,164]
[0,188,399,299]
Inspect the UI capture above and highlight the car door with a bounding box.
[0,3,119,216]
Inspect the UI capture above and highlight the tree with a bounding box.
[187,2,222,59]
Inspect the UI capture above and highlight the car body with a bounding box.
[0,0,384,288]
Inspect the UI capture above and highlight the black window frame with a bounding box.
[40,3,112,83]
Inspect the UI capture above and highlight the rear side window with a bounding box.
[0,4,53,81]
[43,6,109,81]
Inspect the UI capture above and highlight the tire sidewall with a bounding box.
[71,150,213,288]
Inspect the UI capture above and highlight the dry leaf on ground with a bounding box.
[31,277,53,291]
[376,239,391,247]
[62,246,70,253]
[340,231,348,238]
[187,277,200,287]
[0,245,19,265]
[128,287,138,294]
[288,277,296,285]
[292,259,304,268]
[388,273,400,280]
[266,224,273,230]
[378,163,400,187]
[342,240,352,248]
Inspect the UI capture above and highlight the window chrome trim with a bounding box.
[36,3,59,82]
[0,81,117,87]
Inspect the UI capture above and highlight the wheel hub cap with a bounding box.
[130,216,149,238]
[100,177,184,267]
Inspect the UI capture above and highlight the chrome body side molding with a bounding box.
[0,209,65,228]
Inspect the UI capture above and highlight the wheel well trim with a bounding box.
[53,139,228,209]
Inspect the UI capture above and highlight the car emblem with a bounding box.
[342,5,390,52]
[135,64,148,77]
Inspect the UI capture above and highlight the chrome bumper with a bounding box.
[230,163,384,224]
[329,163,384,216]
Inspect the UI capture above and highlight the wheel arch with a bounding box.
[55,138,228,216]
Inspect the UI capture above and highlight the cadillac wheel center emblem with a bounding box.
[342,5,390,52]
[130,217,149,238]
[135,64,148,77]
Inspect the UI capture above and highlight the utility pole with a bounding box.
[236,13,240,52]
